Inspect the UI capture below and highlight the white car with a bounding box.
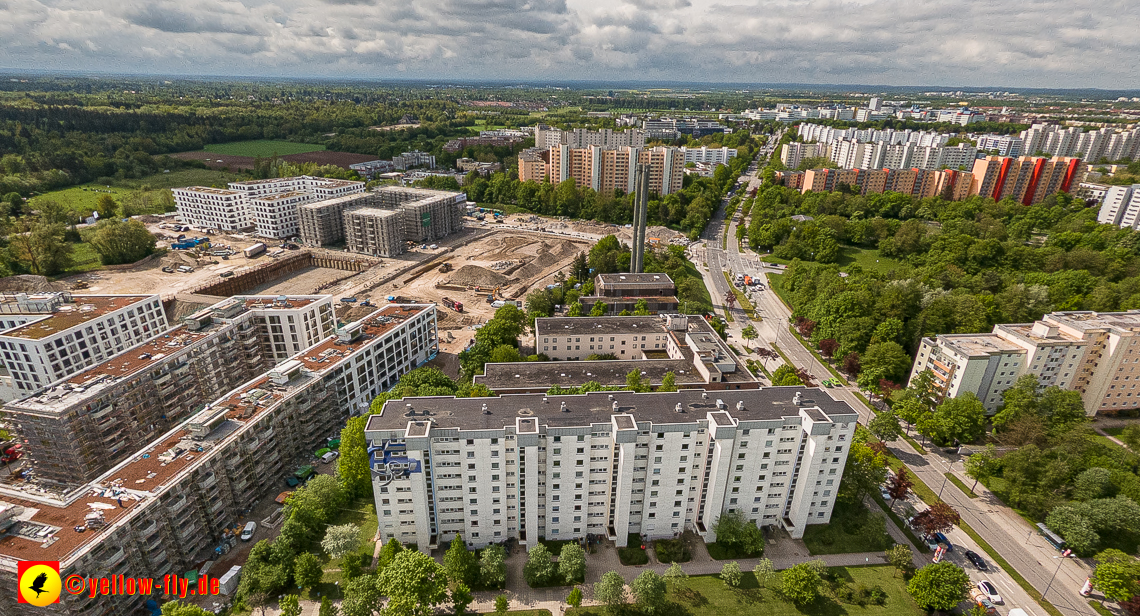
[880,487,892,501]
[977,581,1002,604]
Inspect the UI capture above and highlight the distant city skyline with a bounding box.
[2,0,1138,89]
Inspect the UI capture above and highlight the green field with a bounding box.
[569,567,922,616]
[203,140,326,157]
[29,169,244,216]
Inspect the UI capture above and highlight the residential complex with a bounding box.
[444,135,525,152]
[364,386,858,551]
[544,145,684,195]
[781,140,977,172]
[778,167,974,201]
[393,151,436,170]
[297,186,467,255]
[0,293,165,402]
[909,310,1140,415]
[969,155,1085,205]
[1021,124,1140,162]
[344,208,405,257]
[0,303,439,616]
[680,146,738,166]
[173,176,364,237]
[534,126,647,149]
[1097,185,1140,228]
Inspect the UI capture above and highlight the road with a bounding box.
[693,132,1097,616]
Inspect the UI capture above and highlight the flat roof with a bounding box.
[295,304,432,373]
[996,323,1085,344]
[1045,310,1140,333]
[936,333,1025,357]
[596,273,675,286]
[251,191,311,202]
[367,386,857,433]
[173,186,242,196]
[536,316,666,337]
[238,295,325,311]
[347,208,402,219]
[0,295,156,341]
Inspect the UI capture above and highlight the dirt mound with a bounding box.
[554,240,583,258]
[159,252,200,269]
[450,265,510,287]
[514,249,560,280]
[0,275,70,293]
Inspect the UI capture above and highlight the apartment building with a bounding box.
[393,151,437,170]
[0,294,165,402]
[518,148,549,182]
[969,155,1085,205]
[0,304,438,616]
[1096,185,1140,228]
[344,208,405,257]
[297,187,466,252]
[533,127,647,149]
[680,146,737,166]
[443,136,524,152]
[249,191,315,239]
[349,160,396,180]
[364,386,857,552]
[548,146,683,195]
[174,176,364,238]
[298,192,375,246]
[908,310,1140,415]
[780,143,824,170]
[169,187,250,231]
[795,167,973,200]
[796,124,950,147]
[976,135,1024,157]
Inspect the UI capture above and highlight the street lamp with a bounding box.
[1042,555,1067,601]
[936,460,959,500]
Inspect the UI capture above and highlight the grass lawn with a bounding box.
[704,542,761,561]
[322,497,379,573]
[116,168,246,190]
[802,500,894,555]
[1104,426,1126,437]
[28,169,243,216]
[569,567,923,616]
[204,140,326,157]
[767,273,792,309]
[945,472,979,498]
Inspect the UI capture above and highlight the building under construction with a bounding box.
[344,208,405,257]
[297,186,467,256]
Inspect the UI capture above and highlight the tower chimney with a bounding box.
[632,163,650,273]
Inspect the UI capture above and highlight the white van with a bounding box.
[321,451,340,464]
[240,521,256,541]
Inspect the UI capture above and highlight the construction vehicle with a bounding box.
[441,297,464,313]
[244,242,267,258]
[1,443,22,464]
[439,262,452,273]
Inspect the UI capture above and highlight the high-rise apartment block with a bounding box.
[680,146,737,166]
[546,145,684,195]
[173,176,364,237]
[1020,124,1140,162]
[344,208,405,257]
[0,293,165,402]
[1097,185,1140,228]
[969,155,1085,205]
[364,387,857,551]
[0,303,439,616]
[909,310,1140,415]
[976,135,1024,157]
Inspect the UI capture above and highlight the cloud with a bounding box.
[0,0,1136,87]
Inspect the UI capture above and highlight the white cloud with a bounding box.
[0,0,1136,87]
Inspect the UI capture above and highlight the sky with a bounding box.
[1,0,1139,89]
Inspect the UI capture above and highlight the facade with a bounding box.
[797,167,973,200]
[534,126,647,149]
[548,146,684,195]
[908,310,1140,416]
[344,208,405,257]
[976,135,1024,157]
[173,176,364,238]
[594,273,676,298]
[780,143,824,170]
[0,304,439,616]
[0,294,165,402]
[298,192,376,247]
[349,160,396,180]
[393,151,437,170]
[969,155,1085,205]
[1096,185,1140,228]
[249,191,315,239]
[456,159,502,175]
[518,148,549,182]
[680,146,738,166]
[364,387,858,551]
[169,187,250,231]
[297,187,466,252]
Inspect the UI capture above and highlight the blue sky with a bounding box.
[1,0,1138,88]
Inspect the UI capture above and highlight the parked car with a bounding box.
[880,486,892,501]
[321,451,340,464]
[977,581,1002,604]
[934,532,953,551]
[965,550,988,570]
[240,521,257,541]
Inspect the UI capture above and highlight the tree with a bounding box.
[479,544,507,588]
[96,194,119,219]
[1046,505,1100,555]
[868,410,902,443]
[838,439,888,503]
[887,467,914,510]
[753,558,776,587]
[819,338,839,359]
[495,595,509,616]
[626,369,650,393]
[321,524,362,559]
[919,394,986,445]
[9,220,73,275]
[566,301,583,317]
[779,562,822,606]
[318,596,338,616]
[90,219,156,265]
[906,562,970,611]
[377,550,448,616]
[293,552,323,590]
[161,602,213,616]
[524,543,555,586]
[567,587,583,609]
[1074,467,1114,501]
[559,542,586,584]
[842,352,861,376]
[740,325,758,345]
[720,561,743,587]
[963,444,1000,491]
[341,552,369,581]
[591,301,607,316]
[245,591,269,616]
[711,510,765,556]
[632,570,668,613]
[279,595,301,616]
[595,571,627,614]
[772,364,805,386]
[376,538,403,571]
[912,502,961,536]
[634,298,651,316]
[444,535,477,586]
[664,562,688,586]
[860,341,911,384]
[658,371,678,392]
[886,545,913,576]
[452,583,474,616]
[337,416,370,497]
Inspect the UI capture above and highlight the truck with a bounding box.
[1,443,22,463]
[441,297,464,313]
[490,300,517,309]
[244,242,267,258]
[171,241,196,250]
[743,275,753,286]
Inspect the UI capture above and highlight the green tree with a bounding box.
[838,438,888,503]
[664,562,688,586]
[906,562,970,611]
[444,535,477,586]
[1073,467,1114,501]
[376,538,404,571]
[336,416,370,497]
[595,571,627,615]
[90,219,157,265]
[377,550,448,616]
[524,543,555,586]
[340,574,383,616]
[963,444,1000,491]
[480,544,507,588]
[658,371,678,392]
[859,341,911,386]
[10,220,73,275]
[711,510,765,556]
[753,558,776,587]
[96,194,119,219]
[161,602,213,616]
[634,298,651,316]
[318,596,338,616]
[280,595,302,616]
[567,586,583,608]
[341,552,369,580]
[919,394,986,445]
[886,545,913,576]
[452,583,474,616]
[740,324,758,345]
[1092,550,1140,602]
[626,369,650,393]
[559,542,586,584]
[772,364,804,386]
[867,409,902,443]
[566,301,583,317]
[632,570,667,613]
[321,524,362,559]
[719,561,743,587]
[495,595,509,615]
[293,552,323,590]
[779,562,822,606]
[591,301,607,316]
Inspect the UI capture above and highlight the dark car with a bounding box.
[965,550,988,570]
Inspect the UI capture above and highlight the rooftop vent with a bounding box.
[716,399,726,410]
[702,392,708,400]
[482,404,490,415]
[736,400,745,411]
[561,401,569,413]
[793,392,802,406]
[675,403,684,413]
[612,401,619,411]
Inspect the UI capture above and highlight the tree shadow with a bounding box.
[673,587,709,608]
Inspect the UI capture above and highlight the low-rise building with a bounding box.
[594,273,676,298]
[174,176,364,238]
[444,136,524,152]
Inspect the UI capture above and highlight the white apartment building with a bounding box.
[170,187,250,231]
[780,143,825,169]
[0,293,165,402]
[534,126,648,149]
[822,140,977,171]
[976,135,1024,157]
[393,151,437,170]
[174,176,363,237]
[536,316,679,361]
[909,310,1140,415]
[681,146,738,166]
[249,191,316,239]
[208,294,338,365]
[364,387,858,551]
[1097,185,1140,227]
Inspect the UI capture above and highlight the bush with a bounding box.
[653,539,691,563]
